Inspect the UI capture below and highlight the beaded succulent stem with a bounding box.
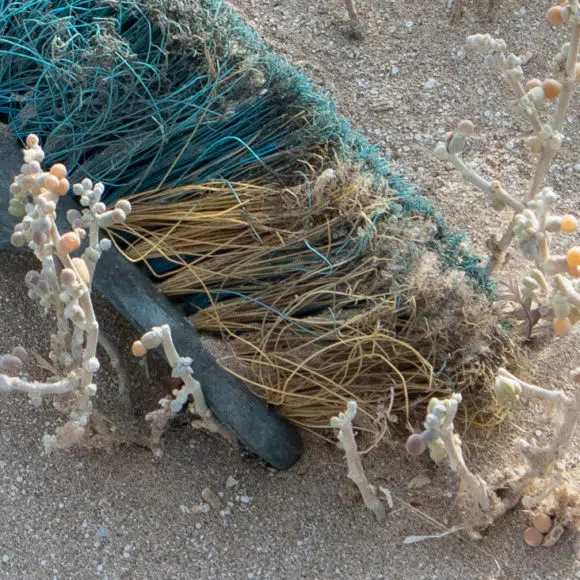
[132,324,234,455]
[435,5,579,274]
[1,135,132,452]
[406,3,580,544]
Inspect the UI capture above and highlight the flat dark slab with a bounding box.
[0,125,302,469]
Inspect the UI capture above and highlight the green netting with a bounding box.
[0,0,492,293]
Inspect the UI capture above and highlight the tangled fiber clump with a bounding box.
[0,0,513,440]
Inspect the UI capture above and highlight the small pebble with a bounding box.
[96,526,111,538]
[201,488,221,510]
[226,476,239,488]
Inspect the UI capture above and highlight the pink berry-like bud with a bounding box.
[131,340,147,357]
[55,178,70,197]
[456,120,474,137]
[0,354,23,375]
[531,513,552,534]
[49,163,67,179]
[58,232,81,254]
[44,174,59,192]
[523,526,543,547]
[26,134,39,148]
[60,268,76,286]
[405,433,427,456]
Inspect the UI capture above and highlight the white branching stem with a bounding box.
[554,273,580,307]
[448,155,524,212]
[496,368,578,467]
[553,21,580,133]
[134,325,235,452]
[0,374,75,396]
[497,368,571,405]
[423,395,492,512]
[50,220,99,411]
[441,428,492,512]
[158,325,209,417]
[331,402,386,521]
[4,136,134,452]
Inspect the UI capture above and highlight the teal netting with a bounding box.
[0,0,493,293]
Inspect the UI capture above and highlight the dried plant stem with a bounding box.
[449,155,524,212]
[158,325,209,418]
[553,22,580,133]
[0,375,74,395]
[332,402,386,521]
[554,274,580,307]
[487,216,517,272]
[48,214,99,398]
[439,418,491,512]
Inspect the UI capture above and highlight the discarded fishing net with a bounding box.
[0,0,514,443]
